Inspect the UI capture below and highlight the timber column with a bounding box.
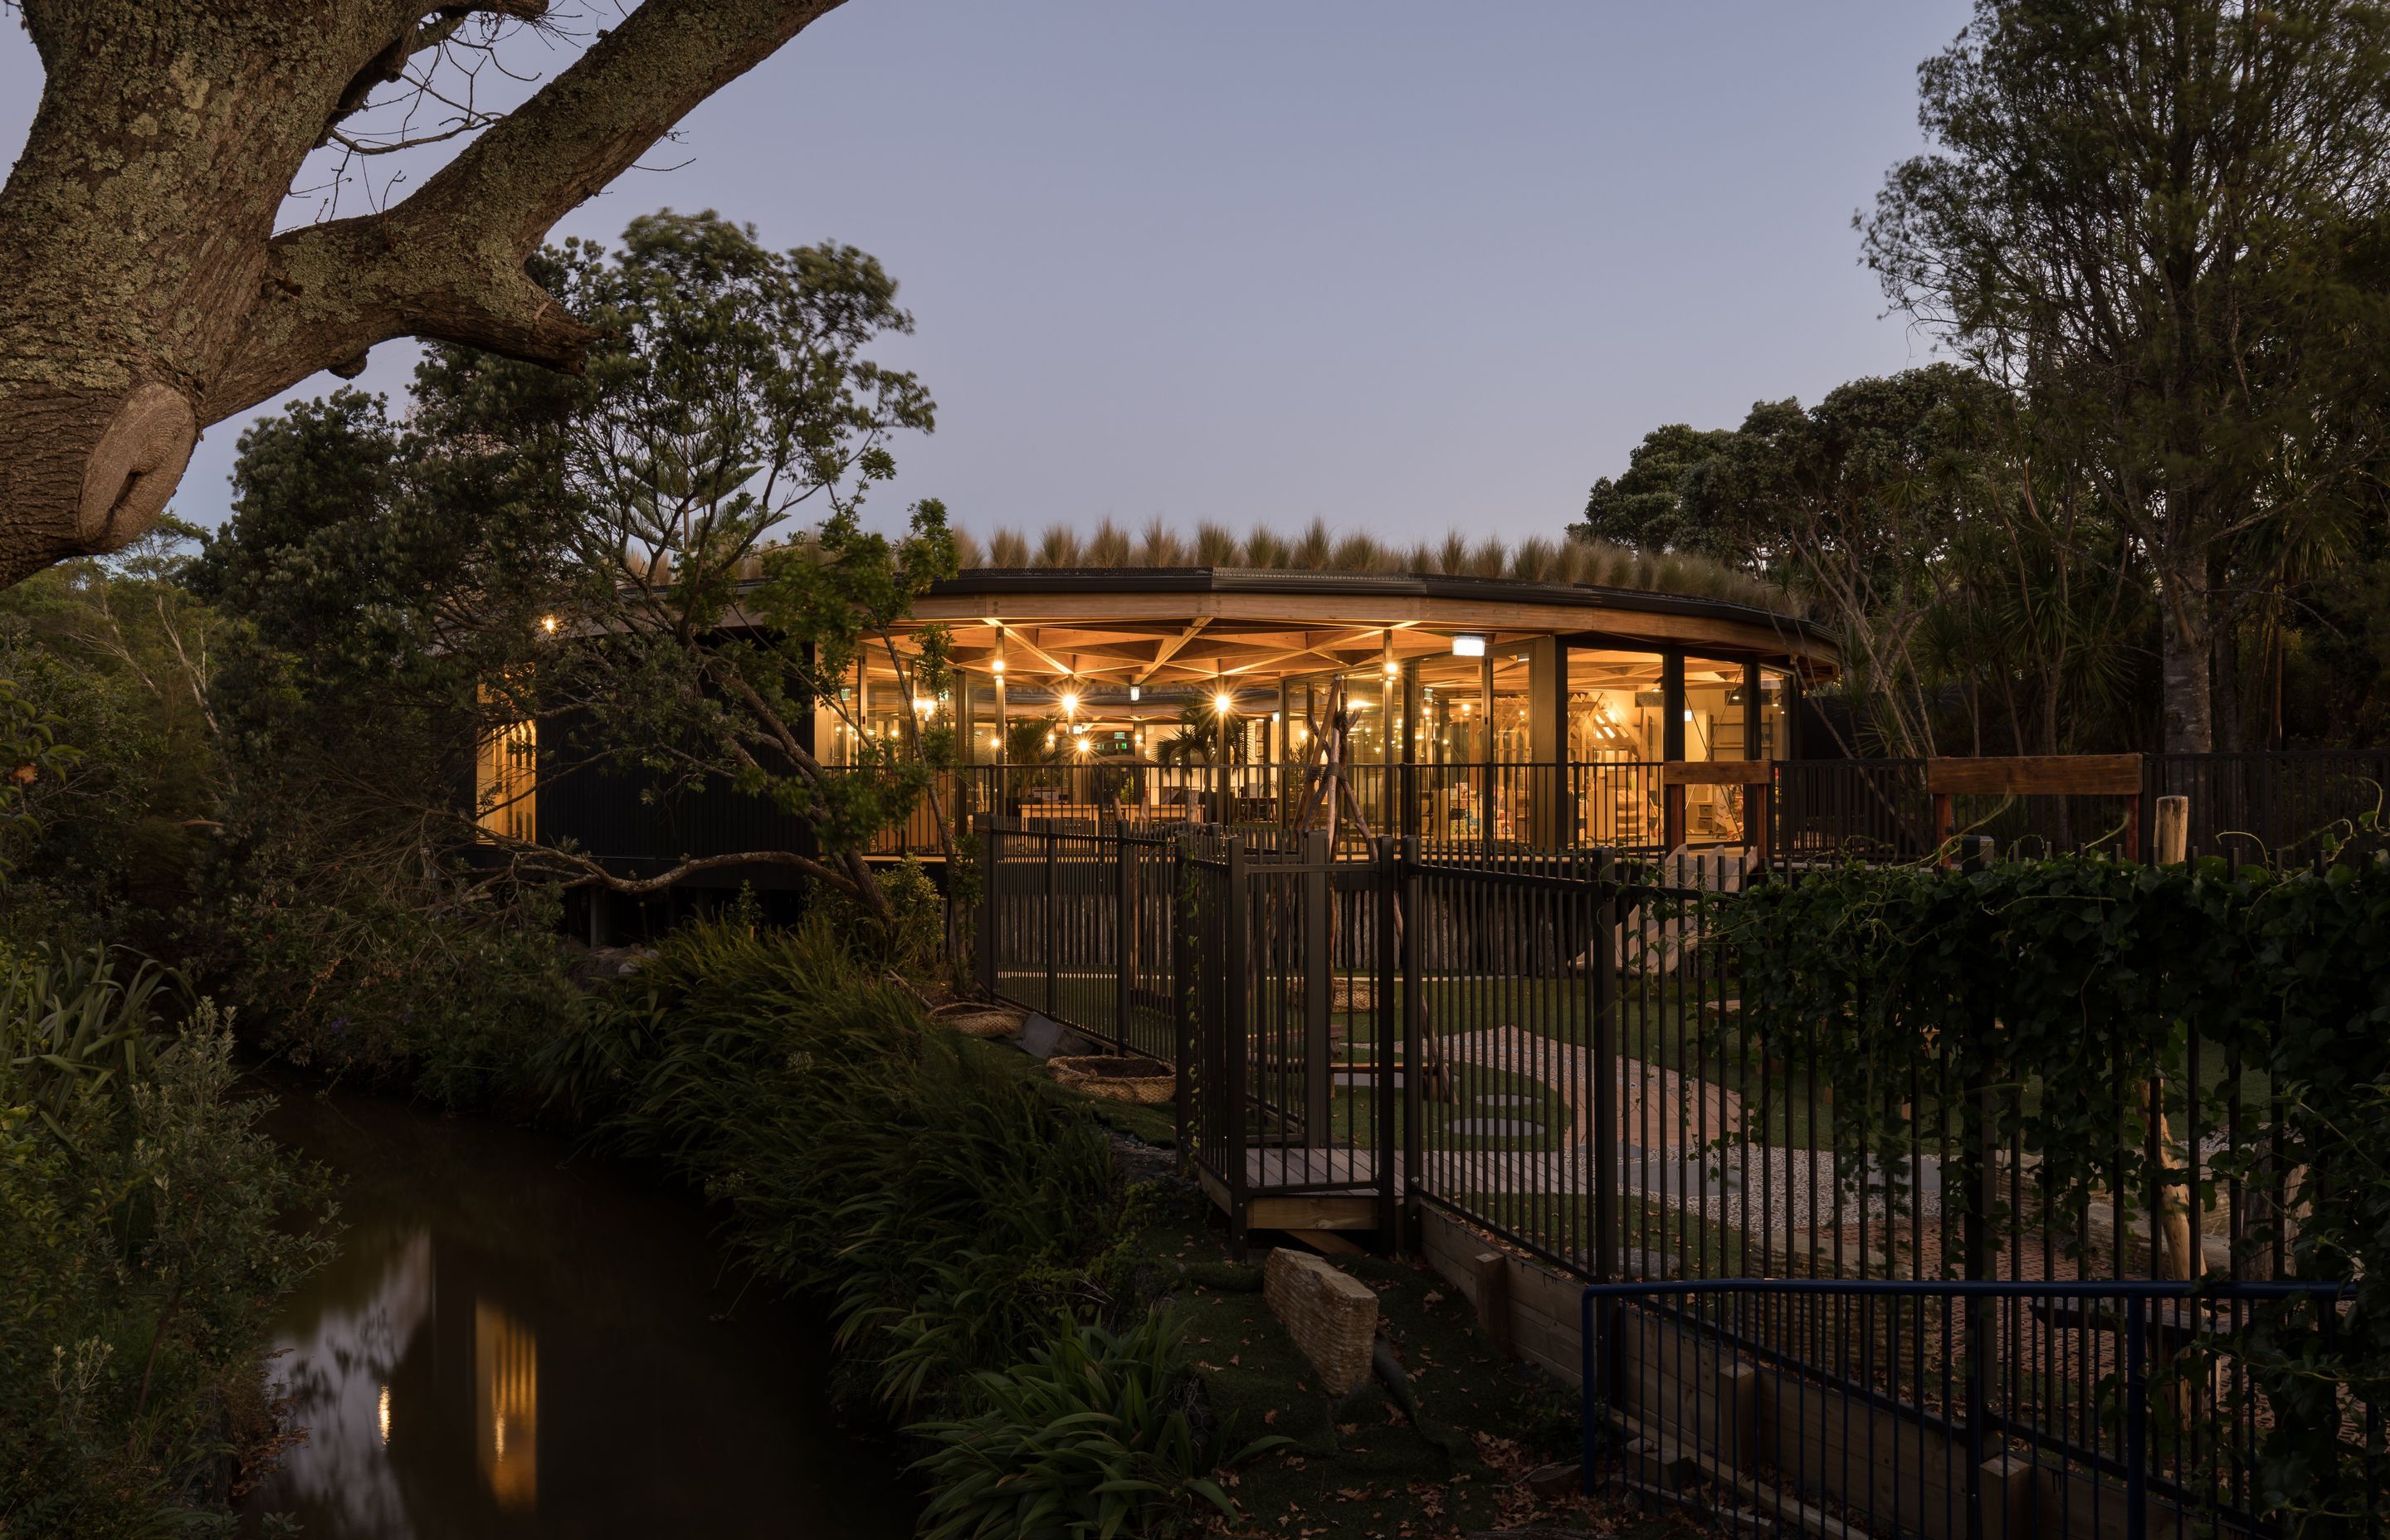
[1527,636,1567,850]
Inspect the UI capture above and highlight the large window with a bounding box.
[475,717,538,843]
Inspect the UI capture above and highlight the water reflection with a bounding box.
[474,1301,538,1509]
[246,1089,915,1538]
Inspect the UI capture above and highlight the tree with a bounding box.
[1862,0,2390,751]
[192,211,953,926]
[0,524,225,943]
[1573,422,1744,564]
[0,0,852,586]
[1679,366,2149,758]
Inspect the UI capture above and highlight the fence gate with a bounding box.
[1178,833,1402,1252]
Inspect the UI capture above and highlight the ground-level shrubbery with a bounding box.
[0,948,337,1538]
[537,914,1270,1538]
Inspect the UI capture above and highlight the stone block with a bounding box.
[1262,1248,1378,1394]
[1017,1012,1097,1061]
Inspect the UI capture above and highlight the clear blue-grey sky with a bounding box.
[2,2,1968,546]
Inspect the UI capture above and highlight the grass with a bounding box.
[1322,1064,1575,1153]
[954,516,1795,614]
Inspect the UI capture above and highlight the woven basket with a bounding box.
[932,1003,1025,1039]
[1048,1055,1176,1105]
[1330,977,1376,1011]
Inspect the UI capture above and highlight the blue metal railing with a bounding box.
[1579,1277,2358,1540]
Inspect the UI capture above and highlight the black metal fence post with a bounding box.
[1043,826,1058,1011]
[1374,834,1400,1247]
[2125,1292,2149,1540]
[1171,831,1193,1164]
[1113,825,1130,1049]
[1399,833,1424,1247]
[1303,829,1332,1143]
[1591,848,1618,1286]
[979,816,1000,999]
[1226,834,1251,1260]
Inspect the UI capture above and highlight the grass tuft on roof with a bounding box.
[949,519,1794,612]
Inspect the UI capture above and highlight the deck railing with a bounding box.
[537,748,2387,878]
[951,749,2387,867]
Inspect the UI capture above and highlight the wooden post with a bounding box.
[1661,651,1686,761]
[1469,1250,1514,1358]
[1979,1453,2037,1540]
[1658,761,1769,855]
[1712,1362,1758,1473]
[2155,794,2190,865]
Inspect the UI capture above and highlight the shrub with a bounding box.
[534,915,1260,1533]
[212,870,586,1106]
[0,947,338,1538]
[549,914,1119,1395]
[913,1309,1273,1540]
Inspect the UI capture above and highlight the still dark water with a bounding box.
[243,1088,918,1539]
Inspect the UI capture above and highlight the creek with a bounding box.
[241,1086,917,1538]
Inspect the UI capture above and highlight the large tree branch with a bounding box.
[207,0,848,422]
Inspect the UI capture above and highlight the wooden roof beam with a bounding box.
[1132,618,1212,685]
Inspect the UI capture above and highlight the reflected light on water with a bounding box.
[377,1385,391,1446]
[474,1299,538,1510]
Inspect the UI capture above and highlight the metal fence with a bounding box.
[1579,1278,2368,1540]
[1774,750,2390,869]
[539,748,2387,880]
[941,748,2388,869]
[974,812,2378,1538]
[978,816,2340,1293]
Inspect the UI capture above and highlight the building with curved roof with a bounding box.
[837,562,1836,851]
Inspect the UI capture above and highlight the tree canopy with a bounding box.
[193,211,955,923]
[1859,0,2390,751]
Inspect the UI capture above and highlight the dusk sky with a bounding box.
[2,2,1971,547]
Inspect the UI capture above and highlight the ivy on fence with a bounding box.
[1726,844,2390,1523]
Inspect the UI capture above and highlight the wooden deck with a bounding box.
[1196,1148,1384,1231]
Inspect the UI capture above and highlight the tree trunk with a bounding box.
[2212,620,2244,754]
[2158,553,2214,754]
[0,0,842,587]
[0,4,382,580]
